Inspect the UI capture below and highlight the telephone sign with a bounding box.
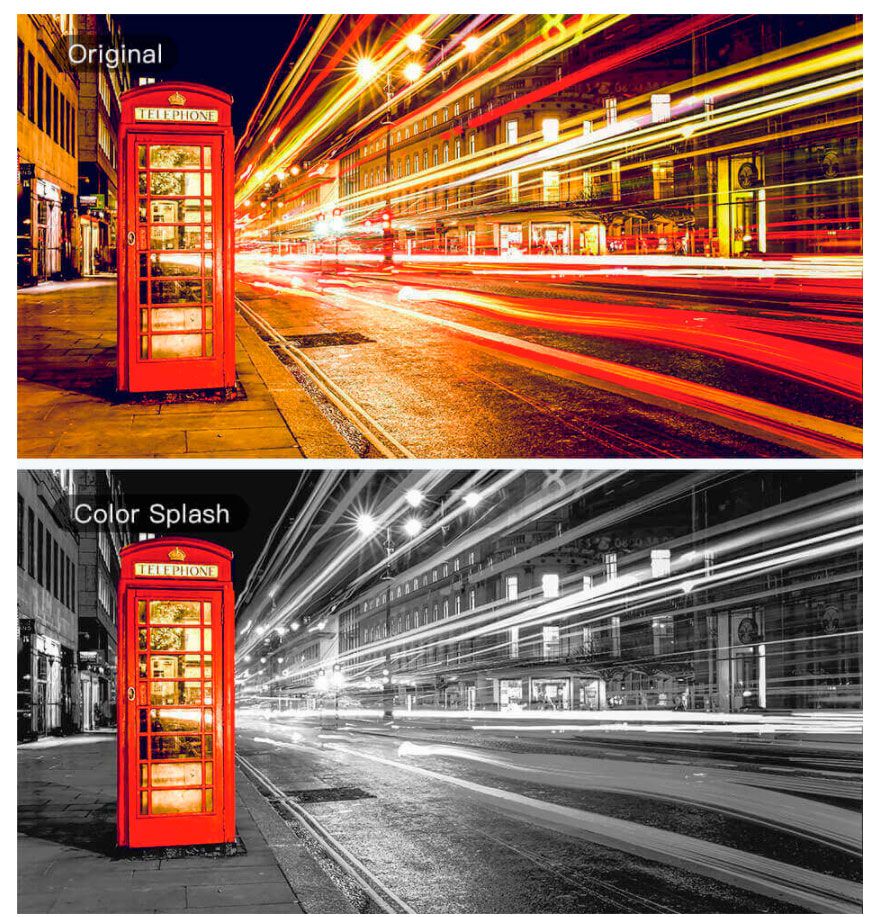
[117,538,235,848]
[117,83,235,393]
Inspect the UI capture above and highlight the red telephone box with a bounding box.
[117,538,235,848]
[117,83,235,393]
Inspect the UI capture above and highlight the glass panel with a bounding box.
[202,655,213,678]
[150,225,202,250]
[151,334,203,360]
[149,680,203,706]
[203,629,212,651]
[137,600,147,623]
[204,334,214,357]
[139,254,149,277]
[203,255,214,275]
[138,628,148,650]
[138,146,146,167]
[140,336,149,359]
[148,600,201,624]
[203,173,212,196]
[151,789,202,814]
[150,171,201,196]
[149,145,201,168]
[150,735,203,759]
[149,627,201,652]
[150,654,208,679]
[204,789,213,812]
[204,308,214,331]
[203,682,213,704]
[150,253,203,277]
[151,280,202,304]
[151,762,203,787]
[203,147,212,168]
[140,791,148,814]
[150,199,208,224]
[204,735,213,756]
[150,707,203,732]
[140,764,148,788]
[204,280,214,302]
[205,762,213,784]
[139,708,148,732]
[138,654,148,678]
[203,227,213,249]
[204,708,214,730]
[139,736,148,760]
[140,309,148,333]
[139,281,148,304]
[204,602,212,623]
[138,200,148,223]
[151,308,203,333]
[138,172,147,195]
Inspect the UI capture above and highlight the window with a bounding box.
[652,615,674,656]
[651,548,671,578]
[469,589,476,610]
[432,146,439,166]
[442,106,448,123]
[454,594,461,615]
[454,557,460,572]
[45,75,53,139]
[508,171,519,203]
[652,160,674,201]
[650,93,671,124]
[27,508,35,576]
[610,161,621,202]
[468,551,475,565]
[541,574,560,598]
[542,117,559,142]
[542,170,560,203]
[468,94,475,109]
[604,97,617,126]
[505,120,518,145]
[442,142,449,163]
[413,577,418,590]
[432,111,438,126]
[582,119,593,136]
[27,53,35,121]
[17,40,25,113]
[443,599,449,617]
[422,150,429,169]
[53,540,59,598]
[469,133,476,155]
[36,520,44,586]
[509,626,519,658]
[454,101,460,116]
[455,138,461,160]
[582,574,592,591]
[505,575,518,601]
[17,495,25,567]
[605,551,618,581]
[581,170,593,200]
[704,95,715,120]
[542,625,560,659]
[413,152,419,173]
[413,122,419,135]
[610,615,621,656]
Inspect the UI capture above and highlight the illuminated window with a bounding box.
[650,93,671,123]
[508,626,519,658]
[443,599,448,617]
[505,120,518,145]
[582,575,592,591]
[652,160,674,200]
[582,120,593,136]
[541,117,559,142]
[455,594,461,615]
[469,589,476,610]
[652,615,674,656]
[443,142,449,163]
[422,150,428,169]
[454,557,460,572]
[442,106,448,122]
[542,625,560,659]
[468,94,475,109]
[432,146,439,166]
[581,170,593,200]
[610,615,621,656]
[610,161,621,202]
[541,574,559,598]
[651,548,671,578]
[604,97,617,126]
[413,577,418,590]
[508,171,519,203]
[413,122,419,135]
[432,111,438,126]
[542,170,560,203]
[469,133,476,155]
[454,101,460,116]
[505,575,518,601]
[704,95,715,120]
[604,552,617,581]
[455,138,462,159]
[413,152,419,172]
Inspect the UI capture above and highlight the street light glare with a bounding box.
[405,488,424,507]
[403,61,424,83]
[463,491,482,508]
[356,57,378,82]
[463,34,482,52]
[405,33,424,52]
[404,517,423,537]
[356,512,378,536]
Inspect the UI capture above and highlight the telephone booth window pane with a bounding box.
[149,627,201,652]
[149,654,201,678]
[138,146,146,167]
[138,628,148,649]
[139,282,148,304]
[151,708,203,731]
[204,308,213,331]
[151,226,201,250]
[150,172,201,196]
[151,280,202,304]
[149,145,201,168]
[204,708,214,730]
[203,227,213,249]
[203,173,212,196]
[140,791,148,814]
[140,310,148,333]
[140,764,149,788]
[138,173,147,194]
[203,629,212,651]
[149,253,203,277]
[139,736,148,759]
[204,735,213,757]
[149,600,201,624]
[140,337,149,359]
[204,789,214,813]
[149,680,203,706]
[204,280,214,302]
[205,762,213,784]
[151,308,203,333]
[203,147,212,168]
[137,600,147,623]
[202,655,213,677]
[204,334,214,357]
[138,200,148,223]
[151,763,203,787]
[151,789,202,814]
[139,654,148,677]
[203,682,213,704]
[151,334,203,360]
[151,735,202,759]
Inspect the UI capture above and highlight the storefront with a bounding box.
[530,222,570,254]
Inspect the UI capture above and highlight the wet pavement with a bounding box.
[235,261,862,458]
[236,714,862,913]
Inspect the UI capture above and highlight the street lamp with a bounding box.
[463,491,482,509]
[403,517,423,538]
[405,487,424,508]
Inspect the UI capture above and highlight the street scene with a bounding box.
[16,14,863,458]
[17,469,863,912]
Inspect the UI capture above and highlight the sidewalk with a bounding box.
[18,279,352,458]
[18,733,355,914]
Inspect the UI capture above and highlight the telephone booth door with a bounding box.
[117,83,235,393]
[117,538,235,848]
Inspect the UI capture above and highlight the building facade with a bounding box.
[241,472,861,716]
[237,15,862,259]
[17,471,81,740]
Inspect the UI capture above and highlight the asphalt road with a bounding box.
[235,260,861,458]
[236,715,862,913]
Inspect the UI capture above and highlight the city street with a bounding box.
[236,711,862,913]
[236,256,862,457]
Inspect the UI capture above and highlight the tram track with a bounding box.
[238,752,415,914]
[236,295,415,459]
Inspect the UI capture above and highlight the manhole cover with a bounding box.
[284,786,375,803]
[284,332,374,348]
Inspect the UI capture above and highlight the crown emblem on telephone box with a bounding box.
[168,547,186,561]
[168,91,186,106]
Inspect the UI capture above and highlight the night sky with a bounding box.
[114,470,310,594]
[115,14,303,138]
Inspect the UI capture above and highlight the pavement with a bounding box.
[17,732,355,914]
[17,278,352,458]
